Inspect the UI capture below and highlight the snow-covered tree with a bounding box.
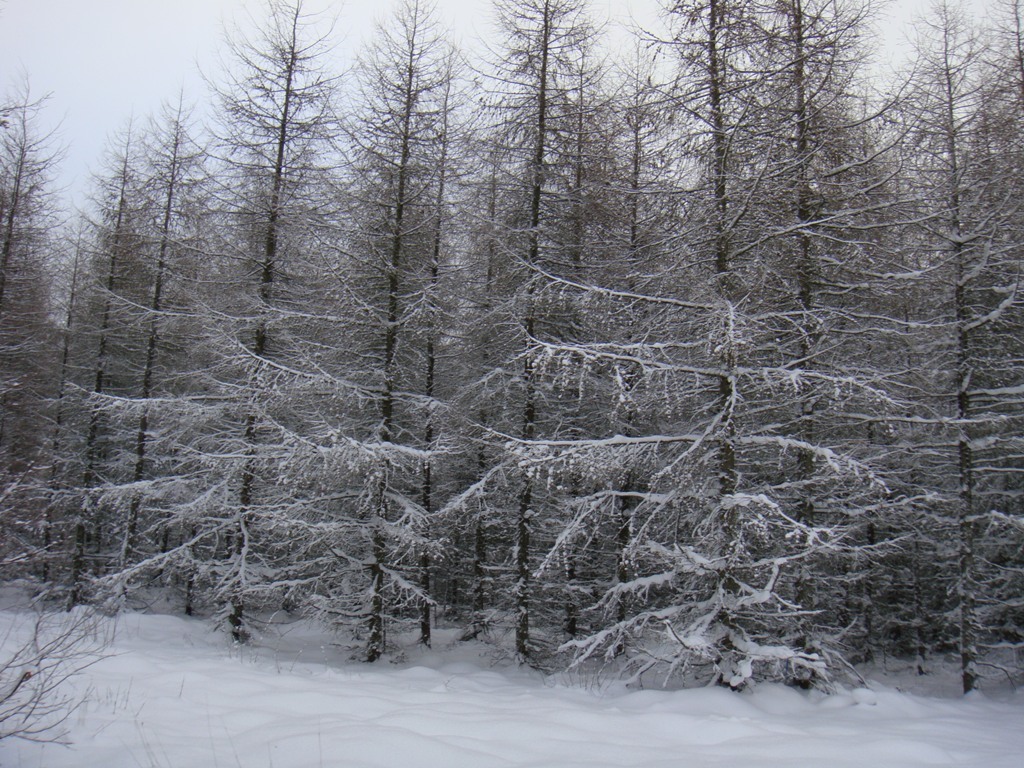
[0,81,61,578]
[200,0,341,640]
[899,0,1024,692]
[310,0,463,659]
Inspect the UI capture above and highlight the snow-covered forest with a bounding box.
[1,0,1022,699]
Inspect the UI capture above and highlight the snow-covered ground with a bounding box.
[1,607,1022,768]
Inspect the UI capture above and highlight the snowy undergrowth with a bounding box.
[0,608,1021,768]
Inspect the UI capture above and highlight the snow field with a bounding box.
[1,610,1022,767]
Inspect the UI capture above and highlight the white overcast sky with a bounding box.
[0,0,986,206]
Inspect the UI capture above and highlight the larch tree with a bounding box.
[0,80,61,582]
[975,0,1024,681]
[509,40,685,657]
[323,0,461,660]
[88,98,213,602]
[66,123,151,607]
[743,0,910,667]
[901,0,1024,692]
[471,0,603,661]
[204,0,341,641]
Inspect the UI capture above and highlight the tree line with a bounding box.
[1,0,1021,693]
